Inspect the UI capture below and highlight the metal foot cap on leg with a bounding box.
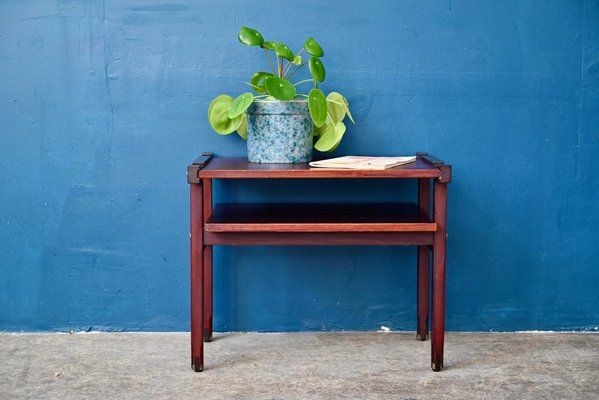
[416,332,429,341]
[431,361,443,372]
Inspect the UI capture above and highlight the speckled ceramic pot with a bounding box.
[246,100,312,163]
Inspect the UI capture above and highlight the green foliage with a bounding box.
[208,27,355,151]
[261,41,278,50]
[208,95,244,135]
[308,89,327,127]
[313,92,352,152]
[314,121,346,152]
[236,113,247,139]
[238,27,263,46]
[308,56,326,82]
[326,92,354,124]
[249,72,274,94]
[275,43,294,62]
[228,92,254,118]
[304,37,324,57]
[264,76,296,100]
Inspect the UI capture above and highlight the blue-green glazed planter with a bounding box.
[246,100,312,163]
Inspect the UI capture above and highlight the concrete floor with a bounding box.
[0,332,597,399]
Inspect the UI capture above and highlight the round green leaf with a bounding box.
[343,95,355,124]
[238,27,264,46]
[261,41,278,50]
[326,92,346,122]
[327,136,343,152]
[314,121,346,152]
[304,37,324,57]
[237,113,247,140]
[309,56,326,82]
[250,71,274,94]
[312,123,323,138]
[292,55,302,65]
[208,95,244,135]
[264,76,296,100]
[275,43,294,62]
[308,88,327,128]
[228,92,254,118]
[327,92,355,124]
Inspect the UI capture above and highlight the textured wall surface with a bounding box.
[1,0,598,332]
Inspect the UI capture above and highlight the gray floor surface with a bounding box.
[1,332,597,399]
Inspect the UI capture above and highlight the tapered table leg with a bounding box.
[203,247,213,342]
[417,178,431,341]
[431,179,447,372]
[190,182,204,372]
[202,179,213,342]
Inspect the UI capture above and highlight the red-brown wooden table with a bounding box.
[187,152,451,372]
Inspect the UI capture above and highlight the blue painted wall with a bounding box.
[1,1,598,332]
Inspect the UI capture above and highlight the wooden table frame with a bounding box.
[187,152,451,372]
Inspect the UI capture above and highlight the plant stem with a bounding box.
[283,48,306,78]
[244,82,262,91]
[276,56,280,77]
[285,63,307,80]
[278,57,284,78]
[327,113,337,127]
[293,79,314,86]
[263,48,275,75]
[282,61,293,77]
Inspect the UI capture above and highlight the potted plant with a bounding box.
[208,27,354,163]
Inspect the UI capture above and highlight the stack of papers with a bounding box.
[309,156,417,170]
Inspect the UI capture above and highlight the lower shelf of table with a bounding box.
[204,231,434,246]
[203,203,436,246]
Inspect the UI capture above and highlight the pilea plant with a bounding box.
[208,27,354,152]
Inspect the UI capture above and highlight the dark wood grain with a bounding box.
[202,179,213,343]
[205,203,436,233]
[419,154,444,166]
[431,180,448,372]
[438,164,452,184]
[417,178,431,341]
[197,157,441,179]
[190,182,204,372]
[187,154,450,373]
[207,222,436,233]
[193,152,214,166]
[204,231,434,246]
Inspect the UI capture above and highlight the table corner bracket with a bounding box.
[437,164,452,184]
[187,152,214,184]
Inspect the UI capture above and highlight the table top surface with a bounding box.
[196,156,444,179]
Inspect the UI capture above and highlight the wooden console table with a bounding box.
[187,153,451,372]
